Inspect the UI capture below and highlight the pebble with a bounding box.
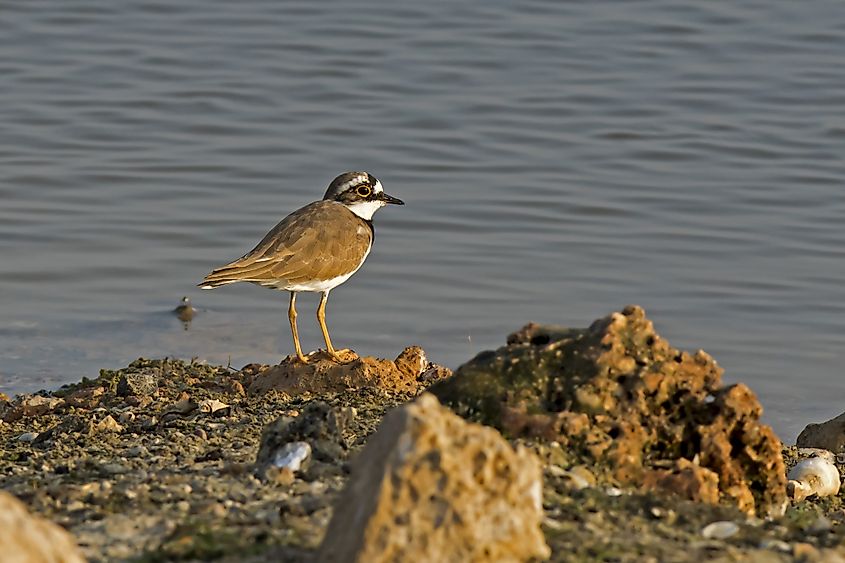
[199,399,230,416]
[96,415,123,433]
[100,463,130,476]
[797,448,835,461]
[547,464,596,491]
[229,381,246,396]
[807,515,832,535]
[125,445,148,458]
[66,500,85,512]
[16,432,38,443]
[268,467,296,486]
[272,441,312,472]
[140,416,157,429]
[204,502,227,518]
[701,521,740,540]
[792,542,821,560]
[193,428,207,440]
[759,538,792,553]
[117,371,158,397]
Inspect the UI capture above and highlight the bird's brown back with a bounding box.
[200,200,373,288]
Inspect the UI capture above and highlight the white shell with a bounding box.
[787,456,841,502]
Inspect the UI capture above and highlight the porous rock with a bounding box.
[0,491,85,563]
[797,411,845,453]
[317,393,550,563]
[430,305,787,516]
[248,346,451,396]
[65,386,105,409]
[34,415,95,444]
[117,370,158,397]
[642,458,720,505]
[2,395,65,422]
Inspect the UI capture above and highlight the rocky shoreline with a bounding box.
[1,307,844,562]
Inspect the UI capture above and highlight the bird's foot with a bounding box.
[325,348,355,363]
[284,352,309,364]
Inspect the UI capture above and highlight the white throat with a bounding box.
[345,200,385,220]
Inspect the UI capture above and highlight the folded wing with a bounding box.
[199,201,372,289]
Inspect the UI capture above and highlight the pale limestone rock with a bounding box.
[0,491,85,563]
[318,393,550,563]
[95,415,123,433]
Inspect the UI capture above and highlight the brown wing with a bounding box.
[200,200,373,288]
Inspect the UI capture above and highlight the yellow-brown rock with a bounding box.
[0,491,85,563]
[317,393,550,563]
[642,458,720,505]
[431,305,787,517]
[248,346,451,396]
[2,396,65,422]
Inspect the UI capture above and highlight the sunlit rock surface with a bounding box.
[0,491,85,563]
[431,305,787,516]
[247,346,451,396]
[318,393,550,563]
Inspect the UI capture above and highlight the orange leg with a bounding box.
[317,291,345,362]
[288,292,308,363]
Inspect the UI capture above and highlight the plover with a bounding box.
[199,172,404,363]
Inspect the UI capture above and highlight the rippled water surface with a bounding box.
[2,1,844,440]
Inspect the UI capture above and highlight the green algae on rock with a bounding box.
[430,305,787,517]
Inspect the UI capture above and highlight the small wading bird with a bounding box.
[199,172,404,363]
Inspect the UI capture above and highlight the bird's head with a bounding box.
[323,171,404,220]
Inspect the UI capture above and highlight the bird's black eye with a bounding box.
[356,186,372,197]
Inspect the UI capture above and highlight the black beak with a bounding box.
[378,192,404,205]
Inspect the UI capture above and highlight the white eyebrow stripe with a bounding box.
[339,174,370,192]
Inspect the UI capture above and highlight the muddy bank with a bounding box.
[1,309,844,562]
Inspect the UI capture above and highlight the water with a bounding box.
[2,1,844,441]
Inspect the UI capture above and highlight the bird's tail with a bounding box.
[198,266,242,289]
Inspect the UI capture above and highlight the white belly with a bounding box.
[272,271,357,292]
